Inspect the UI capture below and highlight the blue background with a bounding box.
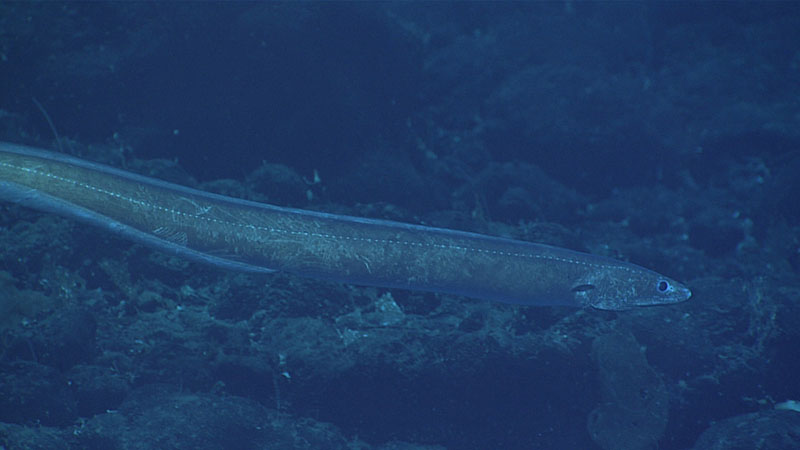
[1,3,799,449]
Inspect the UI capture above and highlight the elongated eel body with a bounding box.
[0,142,690,310]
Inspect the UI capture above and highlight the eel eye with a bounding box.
[571,284,595,293]
[657,280,670,293]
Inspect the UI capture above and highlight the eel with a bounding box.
[0,141,691,310]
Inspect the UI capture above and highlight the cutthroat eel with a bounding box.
[0,142,691,310]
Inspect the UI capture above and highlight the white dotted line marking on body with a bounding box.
[1,160,635,273]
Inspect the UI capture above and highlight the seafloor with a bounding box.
[1,3,799,450]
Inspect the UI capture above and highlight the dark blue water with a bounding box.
[1,3,799,449]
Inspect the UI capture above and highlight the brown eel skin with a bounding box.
[0,141,691,310]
